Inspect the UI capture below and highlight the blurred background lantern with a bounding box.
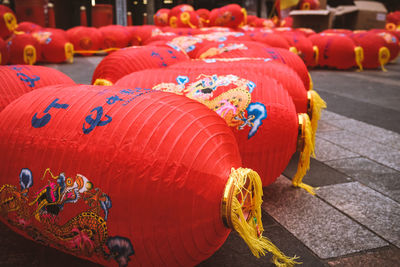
[0,4,17,39]
[32,30,74,63]
[7,33,41,65]
[66,26,103,56]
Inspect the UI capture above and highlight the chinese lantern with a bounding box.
[7,33,41,65]
[298,0,320,10]
[196,8,210,27]
[210,4,247,28]
[247,30,291,49]
[126,25,160,45]
[369,29,400,62]
[309,33,364,70]
[0,84,297,267]
[92,46,189,85]
[168,4,194,28]
[154,8,170,27]
[0,4,17,39]
[246,15,258,27]
[32,30,74,63]
[350,32,391,71]
[116,66,315,193]
[99,25,131,50]
[80,6,87,26]
[0,65,75,112]
[279,31,317,67]
[66,26,103,56]
[15,21,43,33]
[0,37,8,65]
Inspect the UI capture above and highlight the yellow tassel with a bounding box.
[222,168,300,266]
[293,114,316,195]
[378,47,390,72]
[73,47,121,55]
[307,90,327,150]
[93,79,113,86]
[354,46,364,71]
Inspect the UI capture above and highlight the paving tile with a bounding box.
[314,137,359,162]
[315,120,342,133]
[283,152,352,187]
[331,118,400,150]
[325,157,400,202]
[327,246,400,267]
[320,110,349,122]
[318,130,400,172]
[198,211,326,267]
[262,176,387,259]
[317,182,400,248]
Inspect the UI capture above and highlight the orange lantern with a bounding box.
[0,4,17,39]
[7,33,41,65]
[115,66,315,193]
[0,65,75,112]
[350,32,391,71]
[154,8,170,27]
[66,26,103,56]
[92,45,189,85]
[0,84,297,267]
[309,33,364,70]
[31,30,74,63]
[0,37,8,65]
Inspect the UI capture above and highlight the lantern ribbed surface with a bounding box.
[7,33,41,65]
[0,85,242,266]
[66,26,103,56]
[309,33,360,70]
[98,25,131,50]
[0,37,8,65]
[280,31,316,67]
[0,65,75,111]
[115,66,298,187]
[32,30,73,63]
[91,45,189,85]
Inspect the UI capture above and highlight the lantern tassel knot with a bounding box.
[224,168,300,266]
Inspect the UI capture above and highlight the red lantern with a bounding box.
[126,25,160,45]
[209,4,247,28]
[369,29,400,62]
[115,66,315,193]
[168,4,194,28]
[0,65,75,112]
[247,30,291,49]
[98,25,131,50]
[309,33,363,70]
[279,31,317,67]
[0,84,297,266]
[0,4,17,39]
[66,26,103,56]
[0,37,8,65]
[91,4,113,28]
[92,46,189,85]
[321,29,353,36]
[15,21,43,33]
[7,33,41,65]
[298,0,320,10]
[32,30,74,63]
[154,8,170,27]
[350,32,391,71]
[196,8,210,27]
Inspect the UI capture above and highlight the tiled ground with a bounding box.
[0,56,399,266]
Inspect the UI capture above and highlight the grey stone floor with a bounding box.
[1,56,399,266]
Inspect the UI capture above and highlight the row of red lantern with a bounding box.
[0,64,303,266]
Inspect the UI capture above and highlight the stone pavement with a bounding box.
[0,56,399,266]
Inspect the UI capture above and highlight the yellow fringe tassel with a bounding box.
[293,114,316,195]
[93,79,113,86]
[308,90,327,150]
[223,168,301,266]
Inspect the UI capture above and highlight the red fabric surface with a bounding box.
[0,37,8,65]
[7,33,41,65]
[66,26,103,56]
[0,85,239,266]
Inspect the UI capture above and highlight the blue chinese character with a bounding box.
[82,106,112,134]
[17,73,40,88]
[31,98,69,128]
[106,95,123,105]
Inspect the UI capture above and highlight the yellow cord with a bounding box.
[93,79,113,86]
[73,47,121,54]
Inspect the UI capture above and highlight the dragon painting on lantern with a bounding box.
[152,74,267,139]
[0,168,134,267]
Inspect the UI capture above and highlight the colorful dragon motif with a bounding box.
[152,74,266,139]
[0,168,134,266]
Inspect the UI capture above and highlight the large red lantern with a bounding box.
[0,84,297,267]
[308,33,364,70]
[279,31,317,67]
[168,4,195,28]
[66,26,103,56]
[0,65,75,112]
[116,67,315,193]
[209,4,247,28]
[350,32,391,71]
[0,37,8,65]
[7,33,41,65]
[15,21,43,33]
[196,8,211,27]
[92,45,189,85]
[369,29,400,62]
[247,30,291,49]
[0,4,17,39]
[98,25,131,50]
[32,30,74,63]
